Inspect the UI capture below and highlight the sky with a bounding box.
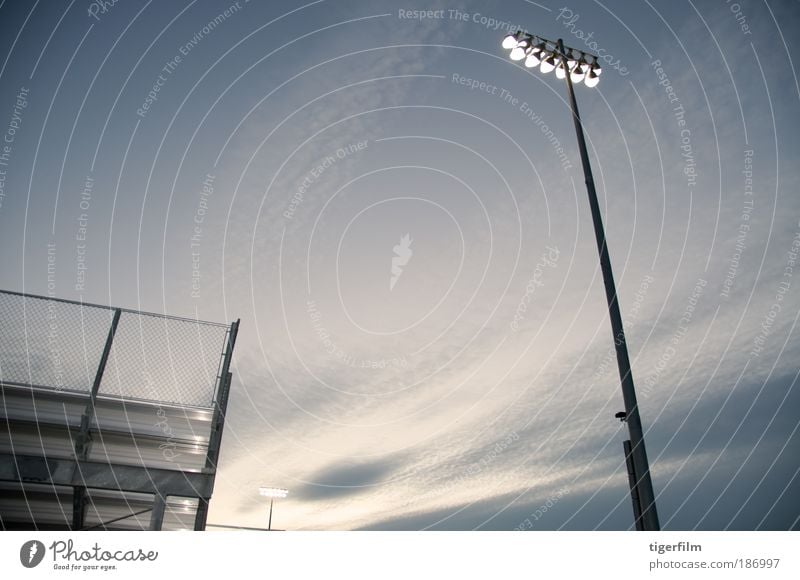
[0,0,798,530]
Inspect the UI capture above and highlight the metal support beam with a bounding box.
[149,494,166,530]
[75,308,122,460]
[207,321,239,469]
[70,309,121,529]
[206,371,234,471]
[194,319,239,531]
[193,498,209,532]
[72,485,87,530]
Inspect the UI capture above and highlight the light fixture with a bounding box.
[570,59,587,83]
[567,49,581,70]
[509,34,533,61]
[504,34,600,89]
[502,31,521,50]
[259,487,289,498]
[509,46,526,60]
[540,51,557,73]
[525,41,546,68]
[584,67,600,87]
[589,55,602,75]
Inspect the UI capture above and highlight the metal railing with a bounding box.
[0,290,232,408]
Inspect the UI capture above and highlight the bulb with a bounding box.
[584,70,600,87]
[555,62,567,79]
[540,52,556,73]
[567,50,581,71]
[570,69,585,83]
[510,46,526,60]
[502,33,519,50]
[516,36,532,49]
[525,49,542,68]
[569,60,585,83]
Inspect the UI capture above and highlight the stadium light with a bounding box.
[501,32,601,86]
[501,32,660,532]
[259,487,289,498]
[258,487,289,530]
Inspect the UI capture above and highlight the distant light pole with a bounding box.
[501,30,660,531]
[258,487,289,531]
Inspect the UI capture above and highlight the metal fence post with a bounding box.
[74,308,122,460]
[72,307,122,530]
[194,319,239,530]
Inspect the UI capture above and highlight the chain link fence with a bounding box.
[0,291,231,408]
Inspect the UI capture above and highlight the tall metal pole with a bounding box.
[556,38,660,531]
[268,498,274,531]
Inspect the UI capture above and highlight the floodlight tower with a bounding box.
[501,30,660,531]
[259,487,289,531]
